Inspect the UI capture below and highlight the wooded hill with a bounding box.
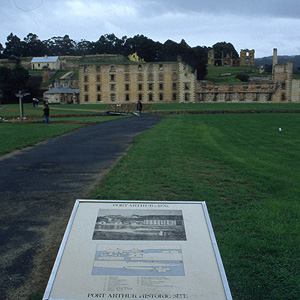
[255,55,300,72]
[0,33,242,81]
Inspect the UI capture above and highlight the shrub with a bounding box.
[236,73,249,82]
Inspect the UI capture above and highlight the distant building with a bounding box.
[78,54,197,104]
[52,71,79,89]
[34,49,299,104]
[201,48,300,103]
[31,56,61,70]
[44,87,79,104]
[128,52,145,63]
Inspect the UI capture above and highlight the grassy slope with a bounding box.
[0,106,122,155]
[0,122,87,155]
[2,103,299,119]
[0,116,122,156]
[205,66,271,84]
[152,102,300,111]
[90,113,300,299]
[0,104,110,117]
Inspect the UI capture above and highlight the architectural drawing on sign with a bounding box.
[92,209,186,241]
[92,245,185,276]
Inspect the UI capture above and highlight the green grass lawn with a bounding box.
[0,103,110,118]
[0,115,122,155]
[0,123,86,155]
[90,113,300,300]
[0,104,124,156]
[1,103,300,299]
[152,102,300,111]
[1,103,300,119]
[205,66,271,84]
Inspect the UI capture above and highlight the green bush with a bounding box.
[236,73,249,82]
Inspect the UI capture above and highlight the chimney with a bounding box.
[43,68,50,83]
[272,48,278,74]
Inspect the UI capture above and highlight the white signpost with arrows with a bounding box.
[15,90,30,121]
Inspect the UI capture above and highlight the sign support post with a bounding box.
[15,90,30,121]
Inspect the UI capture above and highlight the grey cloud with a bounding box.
[135,0,300,19]
[6,0,300,19]
[1,0,300,57]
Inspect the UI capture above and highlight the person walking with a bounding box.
[43,103,50,124]
[33,98,39,107]
[137,100,142,117]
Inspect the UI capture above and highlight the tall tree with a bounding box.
[3,33,25,58]
[23,33,45,57]
[0,65,30,103]
[0,67,11,100]
[213,42,239,59]
[124,35,162,61]
[0,43,3,58]
[44,35,76,56]
[92,34,124,54]
[58,35,76,55]
[189,60,208,80]
[75,40,93,55]
[44,38,55,55]
[158,40,183,61]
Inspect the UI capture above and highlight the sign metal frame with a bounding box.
[43,200,232,300]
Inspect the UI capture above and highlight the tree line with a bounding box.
[0,33,209,60]
[0,33,239,78]
[0,33,239,104]
[0,65,41,104]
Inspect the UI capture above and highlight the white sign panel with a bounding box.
[43,200,232,300]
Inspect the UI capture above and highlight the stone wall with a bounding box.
[240,49,255,67]
[196,82,275,103]
[78,58,197,104]
[76,51,300,104]
[207,49,215,66]
[291,79,300,102]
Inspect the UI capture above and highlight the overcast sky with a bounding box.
[1,0,300,58]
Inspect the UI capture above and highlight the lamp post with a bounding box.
[15,90,30,121]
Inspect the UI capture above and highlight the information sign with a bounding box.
[43,200,232,300]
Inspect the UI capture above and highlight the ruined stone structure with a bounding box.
[239,49,255,67]
[272,60,294,101]
[207,49,239,67]
[207,49,215,67]
[291,78,300,102]
[207,48,254,67]
[42,68,50,83]
[78,55,196,104]
[272,48,278,74]
[128,52,145,63]
[76,49,300,104]
[199,49,300,103]
[196,81,275,102]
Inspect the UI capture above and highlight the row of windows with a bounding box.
[83,72,177,83]
[32,63,56,69]
[83,93,191,102]
[205,85,274,92]
[83,63,171,73]
[83,83,178,92]
[197,93,273,101]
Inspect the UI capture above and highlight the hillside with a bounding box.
[255,55,300,72]
[205,66,271,84]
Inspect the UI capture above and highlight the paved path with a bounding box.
[0,113,163,299]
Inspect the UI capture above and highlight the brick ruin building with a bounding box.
[78,55,197,104]
[200,48,300,103]
[207,49,255,67]
[36,48,300,104]
[240,49,255,67]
